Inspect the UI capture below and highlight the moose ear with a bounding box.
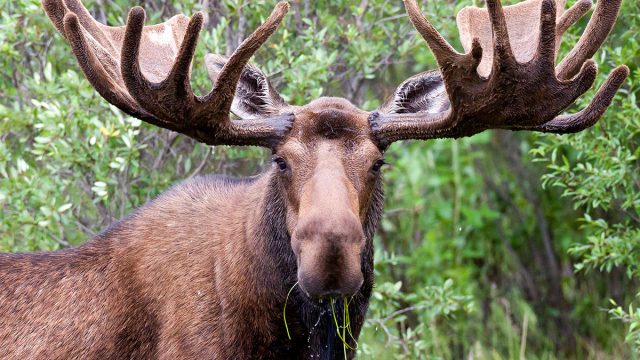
[205,54,289,119]
[378,70,450,114]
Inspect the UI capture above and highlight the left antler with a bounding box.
[371,0,629,148]
[43,0,292,148]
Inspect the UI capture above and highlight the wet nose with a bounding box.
[298,267,364,299]
[294,217,365,299]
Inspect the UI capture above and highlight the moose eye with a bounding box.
[371,159,386,172]
[273,157,288,172]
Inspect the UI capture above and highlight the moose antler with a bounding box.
[371,0,629,147]
[42,0,292,148]
[456,0,597,77]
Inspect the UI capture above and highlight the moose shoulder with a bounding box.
[1,172,377,358]
[0,0,627,358]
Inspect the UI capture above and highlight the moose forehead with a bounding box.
[286,97,373,142]
[277,97,380,161]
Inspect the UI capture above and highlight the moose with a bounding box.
[0,0,628,358]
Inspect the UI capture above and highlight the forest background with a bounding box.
[1,0,639,358]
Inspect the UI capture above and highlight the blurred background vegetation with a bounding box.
[1,0,638,358]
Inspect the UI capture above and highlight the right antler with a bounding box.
[42,0,292,148]
[456,0,621,79]
[371,0,628,147]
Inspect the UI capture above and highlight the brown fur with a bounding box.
[5,0,627,358]
[0,98,384,359]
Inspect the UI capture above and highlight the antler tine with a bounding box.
[566,59,599,99]
[467,38,484,74]
[120,7,204,126]
[44,0,112,51]
[537,0,599,106]
[556,0,592,39]
[199,2,290,118]
[486,0,516,69]
[403,0,461,69]
[45,0,145,120]
[536,0,558,69]
[538,65,629,133]
[61,12,150,121]
[166,13,203,97]
[64,0,114,49]
[42,0,67,35]
[556,0,623,80]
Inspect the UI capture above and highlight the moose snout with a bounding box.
[292,215,365,299]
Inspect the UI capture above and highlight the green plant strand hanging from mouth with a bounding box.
[282,282,358,360]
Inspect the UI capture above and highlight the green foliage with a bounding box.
[1,0,639,358]
[531,0,640,352]
[610,299,640,352]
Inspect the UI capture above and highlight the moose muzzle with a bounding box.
[291,163,365,299]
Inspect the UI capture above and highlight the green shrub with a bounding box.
[1,0,638,358]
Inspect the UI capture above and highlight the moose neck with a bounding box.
[249,168,384,358]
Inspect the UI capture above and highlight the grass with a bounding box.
[282,282,358,359]
[283,281,299,340]
[331,297,359,359]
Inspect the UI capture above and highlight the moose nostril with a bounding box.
[297,267,364,299]
[318,276,363,299]
[317,290,345,299]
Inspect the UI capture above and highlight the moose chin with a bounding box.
[0,0,627,358]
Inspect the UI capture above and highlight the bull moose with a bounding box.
[0,0,628,358]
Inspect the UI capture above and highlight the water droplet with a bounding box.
[307,309,326,344]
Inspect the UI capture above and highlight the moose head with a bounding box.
[42,0,627,300]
